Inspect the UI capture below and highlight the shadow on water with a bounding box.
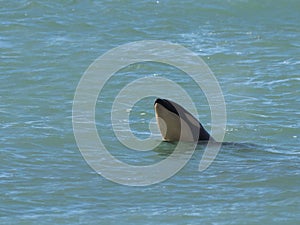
[153,140,285,158]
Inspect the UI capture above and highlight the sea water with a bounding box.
[1,0,299,224]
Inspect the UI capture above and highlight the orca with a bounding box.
[154,98,213,142]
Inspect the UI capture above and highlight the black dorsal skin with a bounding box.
[154,98,213,142]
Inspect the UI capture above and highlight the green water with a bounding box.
[1,0,299,224]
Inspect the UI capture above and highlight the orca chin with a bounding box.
[154,98,213,142]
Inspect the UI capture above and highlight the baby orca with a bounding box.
[154,98,213,142]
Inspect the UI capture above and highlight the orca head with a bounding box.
[154,98,211,142]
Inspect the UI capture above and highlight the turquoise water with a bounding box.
[1,0,300,224]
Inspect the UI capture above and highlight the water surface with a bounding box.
[1,0,299,224]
